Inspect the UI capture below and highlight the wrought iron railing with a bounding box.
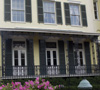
[0,65,100,79]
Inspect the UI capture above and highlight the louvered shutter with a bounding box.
[25,0,32,22]
[84,42,92,73]
[39,40,46,75]
[37,0,44,23]
[58,40,66,74]
[64,3,71,25]
[4,0,11,21]
[5,39,12,76]
[27,39,34,75]
[81,5,88,26]
[67,41,75,74]
[56,2,62,24]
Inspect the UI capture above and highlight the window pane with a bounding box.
[71,16,80,25]
[47,51,50,58]
[46,42,56,48]
[14,51,18,58]
[53,59,57,66]
[53,51,56,58]
[43,1,55,23]
[12,0,24,10]
[70,5,79,15]
[21,59,25,66]
[44,13,55,23]
[12,11,24,22]
[48,59,51,66]
[15,59,18,66]
[43,2,55,13]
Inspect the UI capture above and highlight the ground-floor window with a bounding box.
[46,42,59,75]
[12,41,27,76]
[73,43,86,74]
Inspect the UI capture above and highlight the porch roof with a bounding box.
[0,27,100,36]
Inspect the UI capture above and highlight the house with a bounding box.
[0,0,100,79]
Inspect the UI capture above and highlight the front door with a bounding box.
[13,41,27,76]
[74,43,86,74]
[46,49,59,75]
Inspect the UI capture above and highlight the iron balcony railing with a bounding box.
[0,65,100,79]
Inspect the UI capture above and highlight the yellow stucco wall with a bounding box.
[94,0,100,32]
[0,0,96,33]
[33,35,40,66]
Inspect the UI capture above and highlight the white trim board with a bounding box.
[67,0,81,4]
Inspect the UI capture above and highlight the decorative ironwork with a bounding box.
[0,65,100,79]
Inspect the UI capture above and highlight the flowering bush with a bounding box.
[0,77,60,90]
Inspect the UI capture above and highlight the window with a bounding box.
[43,1,55,24]
[11,0,25,22]
[69,4,80,26]
[94,1,98,19]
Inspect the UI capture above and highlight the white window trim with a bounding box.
[43,1,56,24]
[11,0,26,23]
[69,4,82,27]
[73,43,85,66]
[12,40,27,67]
[46,41,59,66]
[94,1,99,20]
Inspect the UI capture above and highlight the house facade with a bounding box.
[0,0,100,79]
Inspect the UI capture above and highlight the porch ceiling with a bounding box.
[0,27,100,36]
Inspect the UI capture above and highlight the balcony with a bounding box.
[1,65,100,79]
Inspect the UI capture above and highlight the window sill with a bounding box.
[70,25,83,28]
[43,23,57,26]
[11,21,26,24]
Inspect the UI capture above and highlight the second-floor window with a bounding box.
[94,1,98,19]
[43,1,55,24]
[12,0,25,22]
[69,4,80,26]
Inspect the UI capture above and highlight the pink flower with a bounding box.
[25,82,29,85]
[44,86,47,89]
[15,82,21,86]
[42,79,45,82]
[59,85,61,88]
[48,86,53,90]
[29,81,34,86]
[55,86,57,89]
[0,87,2,90]
[35,81,39,84]
[45,81,50,86]
[36,77,39,81]
[2,85,5,87]
[37,85,42,89]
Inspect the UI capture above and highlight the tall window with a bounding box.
[12,0,25,22]
[94,1,98,19]
[69,4,80,26]
[43,1,55,24]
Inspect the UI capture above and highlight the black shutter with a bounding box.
[97,43,100,69]
[27,39,34,75]
[25,0,32,22]
[37,0,44,23]
[81,5,88,26]
[84,42,91,73]
[67,41,75,74]
[5,39,12,76]
[58,40,66,74]
[56,2,62,24]
[39,40,46,75]
[64,3,71,25]
[4,0,11,21]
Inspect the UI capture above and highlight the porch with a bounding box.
[1,31,100,79]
